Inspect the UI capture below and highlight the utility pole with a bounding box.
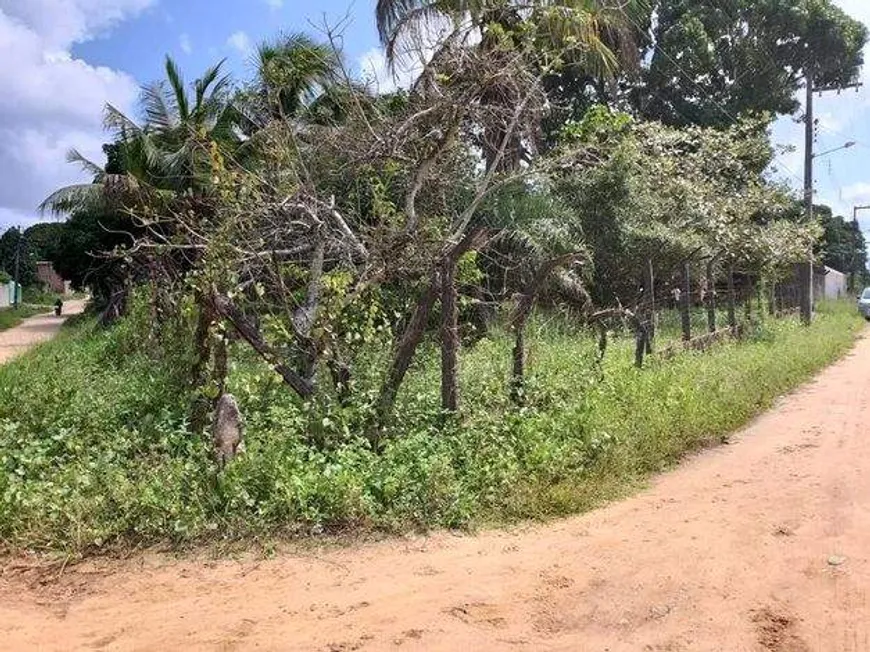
[800,73,814,326]
[12,225,21,309]
[800,71,862,325]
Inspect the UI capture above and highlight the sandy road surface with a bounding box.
[2,330,869,651]
[0,300,87,364]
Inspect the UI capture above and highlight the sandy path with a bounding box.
[2,330,869,651]
[0,300,87,364]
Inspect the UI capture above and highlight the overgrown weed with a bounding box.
[0,301,862,554]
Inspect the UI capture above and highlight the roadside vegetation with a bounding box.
[0,300,861,553]
[0,0,868,555]
[0,306,46,332]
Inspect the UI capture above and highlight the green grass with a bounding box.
[0,305,46,332]
[21,287,63,307]
[0,300,863,554]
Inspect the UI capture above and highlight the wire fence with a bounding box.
[602,259,807,368]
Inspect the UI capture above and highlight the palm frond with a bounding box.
[376,0,438,48]
[254,32,340,118]
[379,2,451,67]
[141,81,178,132]
[195,58,229,109]
[164,55,191,122]
[103,104,143,141]
[39,183,104,216]
[65,148,105,180]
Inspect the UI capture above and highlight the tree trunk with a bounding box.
[374,269,441,435]
[727,266,737,331]
[634,322,646,368]
[681,263,691,342]
[213,293,315,400]
[768,282,776,316]
[293,236,326,388]
[511,326,525,404]
[644,259,655,354]
[328,355,352,405]
[756,281,764,321]
[799,261,812,325]
[375,228,486,430]
[509,253,579,404]
[744,281,752,323]
[190,293,213,387]
[440,258,459,413]
[706,260,716,333]
[189,292,215,435]
[213,331,228,399]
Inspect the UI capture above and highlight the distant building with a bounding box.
[822,266,848,300]
[35,261,69,295]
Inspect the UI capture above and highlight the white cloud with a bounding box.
[841,182,870,205]
[357,15,463,94]
[227,31,252,56]
[0,1,152,230]
[264,0,282,8]
[358,48,408,94]
[0,0,154,50]
[180,32,192,55]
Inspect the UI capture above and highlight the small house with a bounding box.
[821,266,848,300]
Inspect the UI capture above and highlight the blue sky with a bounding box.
[0,0,396,231]
[71,0,383,86]
[2,0,870,239]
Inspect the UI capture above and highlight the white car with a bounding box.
[858,288,870,320]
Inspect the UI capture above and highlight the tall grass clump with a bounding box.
[0,301,862,553]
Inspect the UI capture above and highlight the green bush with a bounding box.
[22,286,61,307]
[0,301,862,553]
[0,305,45,332]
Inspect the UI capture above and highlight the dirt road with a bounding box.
[2,331,869,651]
[0,300,87,364]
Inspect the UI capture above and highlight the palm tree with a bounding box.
[233,32,343,133]
[375,0,644,75]
[257,33,339,118]
[41,56,238,214]
[112,55,238,192]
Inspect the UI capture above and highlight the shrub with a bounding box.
[0,301,862,553]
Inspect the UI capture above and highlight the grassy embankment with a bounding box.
[0,300,862,554]
[0,306,47,332]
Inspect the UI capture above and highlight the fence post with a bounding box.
[756,281,764,321]
[727,266,737,331]
[768,281,776,316]
[706,260,716,333]
[644,259,655,354]
[744,280,752,323]
[634,323,645,368]
[681,262,691,342]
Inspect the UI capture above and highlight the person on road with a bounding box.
[54,298,63,317]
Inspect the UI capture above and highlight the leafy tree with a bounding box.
[0,228,26,285]
[816,206,868,288]
[636,0,868,127]
[376,0,642,162]
[0,223,66,288]
[49,209,137,298]
[555,108,811,304]
[42,55,238,216]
